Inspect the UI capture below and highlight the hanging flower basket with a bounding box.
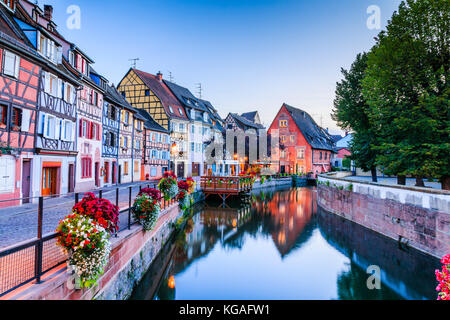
[158,172,179,201]
[56,214,111,288]
[132,193,161,231]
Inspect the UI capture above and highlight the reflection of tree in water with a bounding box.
[337,261,402,300]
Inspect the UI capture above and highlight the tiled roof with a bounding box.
[283,104,335,151]
[229,113,265,130]
[163,80,208,113]
[241,111,258,123]
[133,69,188,121]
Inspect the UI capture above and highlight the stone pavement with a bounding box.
[344,176,442,190]
[0,180,161,250]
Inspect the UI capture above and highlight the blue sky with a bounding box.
[40,0,402,133]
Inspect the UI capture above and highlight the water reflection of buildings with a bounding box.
[253,188,317,257]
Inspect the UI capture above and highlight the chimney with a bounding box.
[44,5,53,21]
[156,71,163,81]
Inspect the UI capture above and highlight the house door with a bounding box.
[42,167,57,196]
[177,162,185,178]
[192,163,199,177]
[280,166,286,174]
[104,162,109,184]
[95,162,100,187]
[22,160,31,203]
[118,165,122,184]
[112,163,117,184]
[68,164,75,193]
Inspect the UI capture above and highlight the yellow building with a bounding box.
[118,69,189,177]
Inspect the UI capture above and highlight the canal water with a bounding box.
[130,187,441,300]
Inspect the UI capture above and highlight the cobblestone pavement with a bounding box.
[344,176,442,190]
[0,180,162,250]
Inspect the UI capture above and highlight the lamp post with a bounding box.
[170,143,178,175]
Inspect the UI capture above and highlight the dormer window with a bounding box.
[169,106,174,114]
[191,109,195,119]
[203,113,208,122]
[179,108,184,115]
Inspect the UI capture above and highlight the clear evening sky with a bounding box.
[39,0,402,134]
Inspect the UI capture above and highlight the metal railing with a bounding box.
[0,180,179,298]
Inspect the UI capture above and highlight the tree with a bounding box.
[363,0,450,189]
[332,53,379,182]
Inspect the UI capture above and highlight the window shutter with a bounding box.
[43,114,49,138]
[57,79,63,99]
[79,119,83,137]
[14,55,20,78]
[97,124,100,140]
[44,72,50,94]
[21,109,31,132]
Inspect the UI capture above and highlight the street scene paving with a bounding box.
[0,181,160,250]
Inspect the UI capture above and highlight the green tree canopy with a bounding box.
[363,0,449,187]
[332,53,379,182]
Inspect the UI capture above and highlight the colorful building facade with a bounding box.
[118,69,189,177]
[268,104,335,176]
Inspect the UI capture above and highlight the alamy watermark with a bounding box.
[367,5,381,30]
[366,265,381,290]
[66,5,81,30]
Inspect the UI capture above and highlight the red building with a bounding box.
[268,104,335,176]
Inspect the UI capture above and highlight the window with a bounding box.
[203,113,208,122]
[280,150,286,159]
[81,157,92,178]
[280,120,288,128]
[81,120,88,138]
[179,123,185,132]
[63,121,73,141]
[3,50,20,78]
[191,142,195,152]
[145,90,150,96]
[297,149,305,159]
[134,161,139,172]
[11,107,21,128]
[290,135,295,143]
[124,161,129,175]
[179,108,183,115]
[0,104,7,125]
[44,115,56,139]
[109,106,116,120]
[124,137,129,148]
[151,167,157,177]
[93,91,99,106]
[191,109,195,119]
[137,121,142,131]
[320,152,323,160]
[169,106,174,114]
[124,111,129,125]
[280,136,286,143]
[191,125,195,134]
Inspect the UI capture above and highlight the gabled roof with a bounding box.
[132,69,188,121]
[330,134,343,143]
[105,84,142,118]
[164,80,208,113]
[241,111,258,123]
[228,113,265,130]
[135,109,168,134]
[282,104,335,151]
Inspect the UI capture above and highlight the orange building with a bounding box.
[268,104,335,176]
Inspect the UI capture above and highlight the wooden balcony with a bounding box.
[200,176,254,199]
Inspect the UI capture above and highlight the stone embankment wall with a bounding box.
[8,204,182,300]
[317,175,450,259]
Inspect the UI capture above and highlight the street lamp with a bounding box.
[170,143,178,174]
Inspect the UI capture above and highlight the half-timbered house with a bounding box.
[101,84,121,186]
[136,109,170,181]
[118,69,189,178]
[0,1,81,202]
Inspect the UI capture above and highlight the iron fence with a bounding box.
[0,180,179,298]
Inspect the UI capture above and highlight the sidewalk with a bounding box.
[0,180,161,250]
[344,176,442,190]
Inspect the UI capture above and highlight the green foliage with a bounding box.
[363,0,450,179]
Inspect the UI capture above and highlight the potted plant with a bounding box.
[72,193,119,234]
[132,193,161,231]
[158,171,179,201]
[56,214,111,288]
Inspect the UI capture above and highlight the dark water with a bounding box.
[131,188,441,300]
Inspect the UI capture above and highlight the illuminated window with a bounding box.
[297,149,305,159]
[279,120,288,128]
